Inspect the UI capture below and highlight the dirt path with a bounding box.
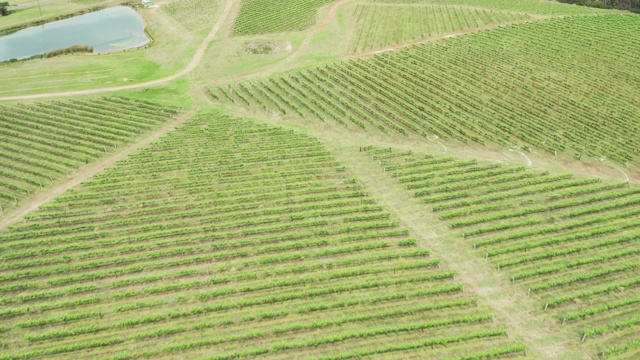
[208,0,355,85]
[0,109,197,231]
[0,0,233,102]
[324,140,591,359]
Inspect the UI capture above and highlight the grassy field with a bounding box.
[1,0,640,358]
[2,1,95,31]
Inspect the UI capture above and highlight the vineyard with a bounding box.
[349,4,532,54]
[233,0,334,36]
[163,0,222,31]
[362,146,640,359]
[0,98,177,212]
[2,0,640,358]
[213,14,640,166]
[0,114,525,359]
[370,0,609,15]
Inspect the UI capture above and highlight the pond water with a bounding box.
[0,6,150,62]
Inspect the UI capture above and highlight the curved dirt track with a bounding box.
[0,0,233,101]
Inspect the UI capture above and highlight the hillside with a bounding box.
[0,0,639,359]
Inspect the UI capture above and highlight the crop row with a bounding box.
[363,146,640,356]
[350,4,530,53]
[233,0,333,35]
[215,14,640,166]
[0,115,520,358]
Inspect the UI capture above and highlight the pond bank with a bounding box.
[0,5,151,62]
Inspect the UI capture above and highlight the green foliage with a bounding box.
[216,14,640,165]
[371,0,609,15]
[558,0,640,12]
[398,238,417,247]
[350,4,530,54]
[44,45,93,58]
[233,0,334,35]
[0,2,10,16]
[367,146,640,356]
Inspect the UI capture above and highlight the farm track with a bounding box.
[207,0,356,85]
[0,0,553,100]
[0,108,197,231]
[326,141,592,359]
[0,0,233,102]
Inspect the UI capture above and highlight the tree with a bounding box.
[0,2,10,16]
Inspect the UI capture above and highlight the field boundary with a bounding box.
[0,108,196,231]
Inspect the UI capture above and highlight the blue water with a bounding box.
[0,6,150,61]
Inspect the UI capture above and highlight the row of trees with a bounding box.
[558,0,640,11]
[0,2,10,16]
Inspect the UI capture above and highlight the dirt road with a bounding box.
[0,0,233,102]
[209,0,355,85]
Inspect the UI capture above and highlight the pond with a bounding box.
[0,6,150,62]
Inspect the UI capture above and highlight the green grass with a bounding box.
[0,3,88,31]
[0,5,198,95]
[193,31,307,84]
[0,98,177,211]
[2,0,640,359]
[113,78,193,108]
[0,113,525,359]
[362,146,640,358]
